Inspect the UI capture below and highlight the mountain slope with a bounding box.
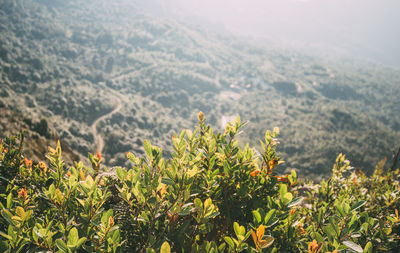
[0,0,399,178]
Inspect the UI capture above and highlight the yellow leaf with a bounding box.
[55,188,64,203]
[15,206,25,219]
[108,216,114,227]
[48,146,56,154]
[187,166,199,178]
[12,216,22,222]
[86,175,94,186]
[160,241,171,253]
[79,170,86,181]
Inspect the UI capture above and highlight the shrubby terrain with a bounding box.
[0,0,400,178]
[0,114,399,252]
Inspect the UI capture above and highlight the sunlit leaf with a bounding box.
[224,237,235,249]
[287,197,303,207]
[350,200,366,212]
[256,225,265,240]
[56,239,68,253]
[259,236,274,249]
[160,241,171,253]
[343,240,363,252]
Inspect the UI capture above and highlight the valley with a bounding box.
[0,0,399,179]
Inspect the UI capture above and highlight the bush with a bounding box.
[0,113,399,252]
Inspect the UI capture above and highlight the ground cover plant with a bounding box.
[0,113,399,252]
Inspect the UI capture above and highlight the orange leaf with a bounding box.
[251,229,258,248]
[24,158,32,168]
[276,175,289,182]
[256,225,265,240]
[17,188,27,199]
[308,240,317,253]
[250,170,260,177]
[268,159,278,170]
[308,240,323,253]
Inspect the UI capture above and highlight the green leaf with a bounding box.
[67,227,79,246]
[161,177,174,186]
[287,197,303,207]
[194,198,203,209]
[343,241,363,253]
[32,229,39,242]
[279,184,287,199]
[244,231,251,242]
[160,241,171,253]
[363,242,372,253]
[0,231,12,240]
[205,211,219,219]
[282,192,293,205]
[224,237,235,249]
[264,209,276,226]
[350,200,366,212]
[33,228,43,238]
[329,217,339,236]
[88,152,94,165]
[56,239,68,253]
[1,210,16,226]
[323,224,337,239]
[126,152,137,163]
[6,192,12,209]
[314,232,323,243]
[336,203,345,217]
[218,242,226,252]
[76,237,87,248]
[101,210,113,226]
[271,248,278,253]
[0,240,8,251]
[291,169,296,179]
[348,214,358,230]
[112,229,121,243]
[252,210,262,224]
[233,222,240,237]
[144,140,152,159]
[116,167,126,180]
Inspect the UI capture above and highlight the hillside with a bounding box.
[1,0,400,178]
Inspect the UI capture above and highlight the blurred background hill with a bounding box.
[1,0,399,180]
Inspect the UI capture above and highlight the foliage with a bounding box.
[0,114,399,252]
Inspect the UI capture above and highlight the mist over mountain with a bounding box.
[148,0,400,67]
[1,0,399,180]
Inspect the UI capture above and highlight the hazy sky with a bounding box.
[153,0,400,66]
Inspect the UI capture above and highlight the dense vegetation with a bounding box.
[0,114,399,252]
[1,0,400,179]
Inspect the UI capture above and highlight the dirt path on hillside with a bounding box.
[90,94,122,154]
[110,65,155,83]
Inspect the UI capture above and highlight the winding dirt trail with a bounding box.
[90,96,122,154]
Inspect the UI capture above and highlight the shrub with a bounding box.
[0,113,399,252]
